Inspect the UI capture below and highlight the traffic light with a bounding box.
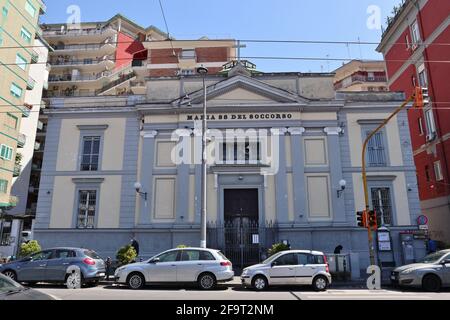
[367,210,378,230]
[414,86,430,108]
[357,211,367,228]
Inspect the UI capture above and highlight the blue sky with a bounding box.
[41,0,401,72]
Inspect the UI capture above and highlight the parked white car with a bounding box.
[241,250,332,291]
[114,248,234,290]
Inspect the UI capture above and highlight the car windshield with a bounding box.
[261,252,286,264]
[418,251,447,263]
[0,276,23,294]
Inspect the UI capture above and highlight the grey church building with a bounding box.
[34,65,426,277]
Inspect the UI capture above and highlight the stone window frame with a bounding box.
[76,125,108,172]
[71,178,104,229]
[358,120,391,167]
[366,177,397,227]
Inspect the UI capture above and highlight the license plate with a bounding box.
[391,276,396,280]
[98,273,105,277]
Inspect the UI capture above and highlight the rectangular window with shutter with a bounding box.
[366,131,387,167]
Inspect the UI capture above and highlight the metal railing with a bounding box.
[351,75,387,83]
[13,164,22,177]
[95,71,136,95]
[48,71,111,82]
[17,134,26,147]
[44,26,115,37]
[51,55,115,67]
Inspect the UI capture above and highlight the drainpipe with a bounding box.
[415,0,450,194]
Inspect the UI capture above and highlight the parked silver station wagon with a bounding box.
[115,248,234,290]
[391,249,450,292]
[241,250,332,291]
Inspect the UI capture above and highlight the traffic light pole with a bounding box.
[361,94,415,265]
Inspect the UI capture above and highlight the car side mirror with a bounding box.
[441,259,450,265]
[271,261,277,267]
[150,258,160,264]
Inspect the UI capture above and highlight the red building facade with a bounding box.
[377,0,450,243]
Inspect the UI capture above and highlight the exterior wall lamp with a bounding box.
[337,179,347,198]
[134,182,147,201]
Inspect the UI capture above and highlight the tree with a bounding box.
[116,245,137,266]
[19,240,41,257]
[176,244,187,248]
[268,243,290,257]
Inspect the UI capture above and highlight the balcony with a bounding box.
[26,76,36,90]
[13,164,22,177]
[351,75,387,83]
[48,71,111,83]
[31,163,42,171]
[95,71,136,95]
[31,50,39,64]
[9,196,18,207]
[38,0,46,14]
[17,133,26,148]
[21,104,32,117]
[44,26,116,38]
[34,141,40,150]
[37,120,44,131]
[51,56,115,72]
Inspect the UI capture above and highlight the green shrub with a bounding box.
[19,240,41,258]
[116,245,137,266]
[268,243,290,256]
[176,244,187,248]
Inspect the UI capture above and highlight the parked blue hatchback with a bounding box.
[0,247,106,287]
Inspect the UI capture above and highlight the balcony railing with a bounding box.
[51,56,115,67]
[9,196,18,207]
[27,76,36,90]
[50,37,115,52]
[17,133,26,148]
[44,26,115,37]
[38,0,46,14]
[31,50,39,64]
[95,71,136,95]
[21,104,32,117]
[48,71,111,82]
[351,75,387,83]
[13,164,22,177]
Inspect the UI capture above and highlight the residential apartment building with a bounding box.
[34,63,425,276]
[377,0,450,243]
[9,14,237,252]
[333,60,388,92]
[0,0,46,252]
[41,14,236,98]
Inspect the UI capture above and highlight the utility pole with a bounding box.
[361,87,426,265]
[197,66,209,248]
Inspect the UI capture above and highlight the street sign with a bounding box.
[417,215,428,226]
[419,224,429,230]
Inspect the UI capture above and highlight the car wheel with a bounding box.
[312,275,328,291]
[422,274,441,292]
[127,273,145,290]
[252,275,268,291]
[66,272,83,289]
[198,273,216,290]
[3,270,17,282]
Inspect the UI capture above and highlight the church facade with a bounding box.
[34,67,425,276]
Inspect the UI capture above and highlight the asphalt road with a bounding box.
[34,283,450,300]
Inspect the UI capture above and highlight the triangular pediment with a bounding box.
[174,74,309,107]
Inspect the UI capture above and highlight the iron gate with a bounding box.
[207,220,278,269]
